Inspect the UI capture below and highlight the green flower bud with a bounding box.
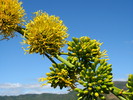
[100,96,106,100]
[72,37,79,44]
[92,49,98,52]
[78,80,84,84]
[72,47,76,51]
[107,64,112,68]
[83,49,87,53]
[92,82,96,85]
[94,92,99,97]
[67,46,73,51]
[100,59,105,65]
[86,53,90,57]
[96,86,101,90]
[79,90,83,94]
[92,76,97,80]
[88,83,93,87]
[50,71,55,74]
[85,75,89,79]
[100,90,104,94]
[83,83,87,87]
[90,70,94,74]
[98,80,102,84]
[83,67,86,70]
[49,67,54,71]
[52,63,57,68]
[106,67,112,72]
[46,73,51,76]
[106,82,113,86]
[77,62,81,66]
[128,81,133,87]
[88,87,92,91]
[74,88,80,92]
[84,36,90,42]
[107,75,113,79]
[90,92,94,96]
[68,41,75,47]
[126,84,132,89]
[90,43,96,49]
[104,78,110,82]
[78,96,83,100]
[55,68,60,72]
[102,85,107,89]
[84,90,89,94]
[77,93,80,96]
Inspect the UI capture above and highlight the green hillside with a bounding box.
[0,81,127,100]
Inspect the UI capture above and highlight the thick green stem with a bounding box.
[117,96,127,100]
[55,54,74,68]
[59,52,68,55]
[44,53,57,65]
[14,26,25,36]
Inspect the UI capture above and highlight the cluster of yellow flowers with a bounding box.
[39,66,74,89]
[0,0,25,40]
[23,11,68,55]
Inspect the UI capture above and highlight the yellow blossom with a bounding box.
[23,11,69,55]
[0,0,25,40]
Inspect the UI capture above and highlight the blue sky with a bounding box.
[0,0,133,96]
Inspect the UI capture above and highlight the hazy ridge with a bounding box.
[0,81,127,100]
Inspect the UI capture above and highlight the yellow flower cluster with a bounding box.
[0,0,25,40]
[39,63,76,89]
[23,11,68,55]
[39,70,74,89]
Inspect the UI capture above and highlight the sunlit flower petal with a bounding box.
[0,0,25,40]
[23,11,69,55]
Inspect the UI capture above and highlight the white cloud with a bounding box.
[0,83,22,89]
[0,83,68,96]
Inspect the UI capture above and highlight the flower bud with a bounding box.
[46,73,51,76]
[102,85,107,89]
[88,87,92,91]
[94,92,99,97]
[77,96,83,100]
[96,86,101,90]
[74,88,80,92]
[100,96,106,100]
[83,90,89,94]
[72,37,79,44]
[67,46,73,51]
[78,80,84,84]
[49,67,54,71]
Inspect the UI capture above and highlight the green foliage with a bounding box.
[0,91,78,100]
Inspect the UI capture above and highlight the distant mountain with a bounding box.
[0,91,78,100]
[0,81,127,100]
[114,81,127,90]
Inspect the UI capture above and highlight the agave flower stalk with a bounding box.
[1,0,133,99]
